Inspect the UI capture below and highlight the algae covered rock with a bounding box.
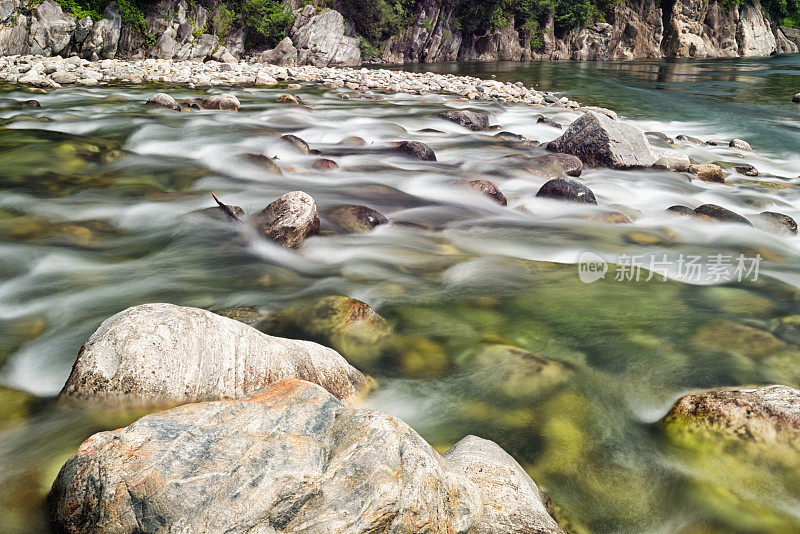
[265,296,392,366]
[59,303,367,406]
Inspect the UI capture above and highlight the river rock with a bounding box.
[793,93,800,103]
[436,110,490,130]
[277,93,301,105]
[19,99,41,108]
[667,205,698,216]
[311,158,339,170]
[49,377,565,534]
[196,204,245,222]
[662,385,800,448]
[396,140,436,161]
[532,153,583,177]
[328,205,388,233]
[646,131,674,144]
[243,153,282,174]
[201,93,240,111]
[252,191,320,249]
[460,179,507,206]
[749,211,798,236]
[694,204,752,225]
[280,134,310,155]
[734,163,759,176]
[729,138,752,151]
[689,163,726,182]
[444,435,567,534]
[58,304,366,406]
[50,70,77,84]
[145,92,180,111]
[494,131,536,145]
[654,152,691,172]
[536,115,562,129]
[536,178,597,204]
[266,296,391,365]
[258,36,298,66]
[676,134,704,145]
[547,111,656,168]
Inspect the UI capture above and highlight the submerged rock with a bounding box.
[252,191,320,249]
[663,385,800,448]
[195,203,245,222]
[646,131,674,144]
[666,205,698,216]
[59,304,366,406]
[734,163,759,176]
[536,115,562,129]
[200,93,240,111]
[436,110,490,130]
[532,153,583,177]
[49,378,565,534]
[749,211,798,236]
[396,140,436,161]
[280,134,310,155]
[242,153,283,174]
[536,178,597,204]
[689,163,726,183]
[494,131,534,145]
[145,92,179,111]
[266,296,391,366]
[460,179,507,206]
[277,93,301,105]
[547,111,656,169]
[328,205,388,233]
[694,204,752,225]
[18,99,41,108]
[676,134,704,145]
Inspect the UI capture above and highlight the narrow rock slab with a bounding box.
[59,304,367,406]
[547,111,656,169]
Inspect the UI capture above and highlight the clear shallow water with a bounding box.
[1,56,800,533]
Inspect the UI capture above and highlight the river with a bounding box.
[1,55,800,533]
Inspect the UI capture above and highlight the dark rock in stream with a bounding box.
[196,204,245,222]
[436,110,490,130]
[145,92,180,111]
[533,153,583,177]
[459,179,508,206]
[734,163,759,177]
[49,378,567,534]
[694,204,752,225]
[277,93,301,105]
[281,134,310,155]
[547,111,656,169]
[494,131,538,146]
[18,99,41,108]
[328,205,388,233]
[536,178,597,204]
[749,211,798,236]
[666,205,697,216]
[536,115,562,129]
[676,134,704,145]
[58,304,367,406]
[396,140,436,161]
[729,138,753,151]
[252,191,320,249]
[646,131,674,144]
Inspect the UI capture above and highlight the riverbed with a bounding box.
[1,55,800,533]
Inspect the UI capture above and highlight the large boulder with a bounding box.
[663,385,800,448]
[50,378,565,534]
[547,111,656,168]
[59,303,366,406]
[257,36,298,65]
[289,6,361,67]
[252,191,321,249]
[32,0,76,56]
[81,2,122,59]
[737,1,777,56]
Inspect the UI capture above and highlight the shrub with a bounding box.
[241,0,294,47]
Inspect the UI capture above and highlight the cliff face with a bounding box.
[0,0,796,64]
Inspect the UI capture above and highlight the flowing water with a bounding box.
[1,55,800,533]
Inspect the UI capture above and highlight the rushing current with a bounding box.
[1,55,800,533]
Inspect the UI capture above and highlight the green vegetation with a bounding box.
[241,0,294,47]
[337,0,415,48]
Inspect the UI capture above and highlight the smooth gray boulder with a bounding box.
[252,191,320,249]
[50,378,565,534]
[59,303,366,406]
[654,152,691,172]
[548,111,656,169]
[201,93,240,111]
[145,92,180,111]
[444,435,567,533]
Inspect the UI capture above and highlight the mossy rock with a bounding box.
[690,319,797,360]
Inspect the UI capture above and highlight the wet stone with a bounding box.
[396,141,436,161]
[536,115,562,129]
[436,110,490,131]
[694,204,752,225]
[459,179,507,206]
[536,178,597,204]
[243,153,283,174]
[311,158,339,170]
[734,163,759,177]
[281,134,310,155]
[749,211,798,236]
[328,205,388,233]
[533,153,583,177]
